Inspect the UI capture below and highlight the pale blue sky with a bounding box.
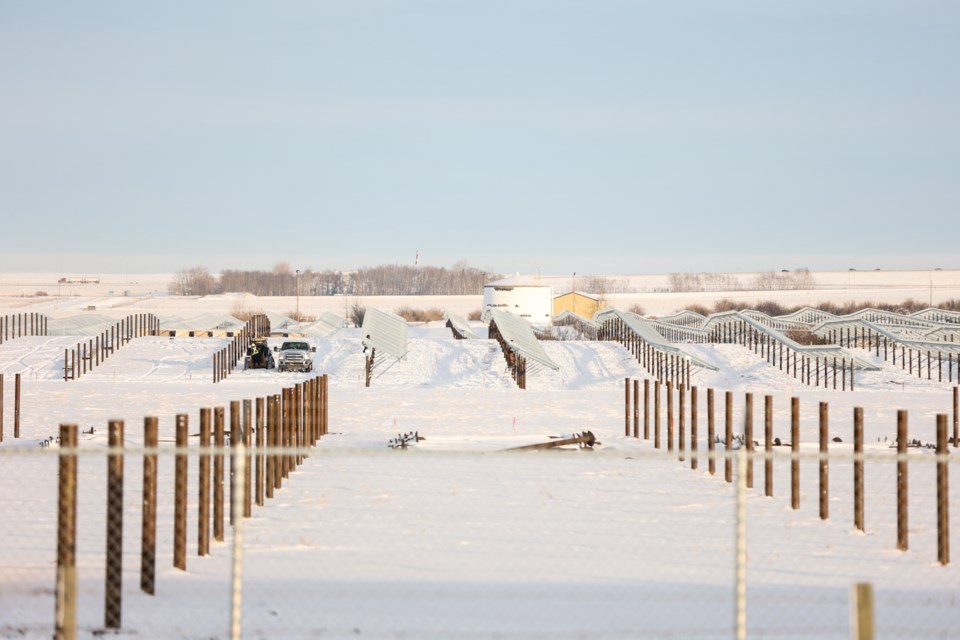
[1,1,957,275]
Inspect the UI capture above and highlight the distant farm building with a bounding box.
[483,275,552,324]
[552,291,606,319]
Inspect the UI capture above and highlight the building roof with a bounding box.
[553,291,601,301]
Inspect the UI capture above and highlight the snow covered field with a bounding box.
[1,280,959,639]
[3,268,960,318]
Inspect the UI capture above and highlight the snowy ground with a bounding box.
[3,268,960,317]
[1,291,959,639]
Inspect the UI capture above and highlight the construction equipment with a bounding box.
[244,338,275,370]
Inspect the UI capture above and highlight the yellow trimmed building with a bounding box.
[552,291,605,319]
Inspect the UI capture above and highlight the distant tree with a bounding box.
[168,266,218,296]
[175,261,500,296]
[713,298,745,313]
[349,302,366,327]
[941,298,960,312]
[793,267,815,290]
[683,303,711,317]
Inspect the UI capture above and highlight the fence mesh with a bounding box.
[1,435,958,639]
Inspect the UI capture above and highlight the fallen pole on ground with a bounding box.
[503,431,600,452]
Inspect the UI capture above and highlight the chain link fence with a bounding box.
[2,419,958,639]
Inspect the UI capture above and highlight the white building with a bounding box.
[483,275,552,325]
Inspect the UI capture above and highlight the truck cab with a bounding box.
[274,340,315,372]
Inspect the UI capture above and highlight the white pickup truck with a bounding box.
[273,340,316,372]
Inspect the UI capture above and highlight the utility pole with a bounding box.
[295,269,301,320]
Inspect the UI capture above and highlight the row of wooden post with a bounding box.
[625,378,956,565]
[830,324,960,383]
[212,314,271,383]
[0,373,22,442]
[0,313,47,344]
[54,373,329,638]
[488,320,528,389]
[709,319,860,391]
[601,316,691,388]
[62,314,160,381]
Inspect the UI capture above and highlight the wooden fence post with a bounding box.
[311,377,319,443]
[897,409,908,551]
[281,388,290,480]
[322,374,329,436]
[643,379,650,440]
[725,391,733,483]
[937,414,949,565]
[295,383,303,466]
[691,386,698,470]
[274,393,283,489]
[678,383,686,462]
[654,380,661,449]
[256,397,265,507]
[214,407,225,542]
[284,387,294,477]
[243,399,252,519]
[707,388,715,475]
[764,395,772,498]
[14,373,20,438]
[104,420,124,629]
[266,396,275,499]
[174,414,188,571]
[667,381,674,452]
[745,393,754,489]
[954,386,958,449]
[229,401,240,527]
[854,407,864,532]
[633,378,639,438]
[820,401,829,520]
[624,378,630,437]
[55,424,78,640]
[314,377,322,443]
[852,583,875,640]
[199,408,211,557]
[304,379,313,446]
[141,417,158,595]
[790,396,799,510]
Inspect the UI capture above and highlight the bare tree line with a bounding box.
[169,261,500,297]
[668,268,815,293]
